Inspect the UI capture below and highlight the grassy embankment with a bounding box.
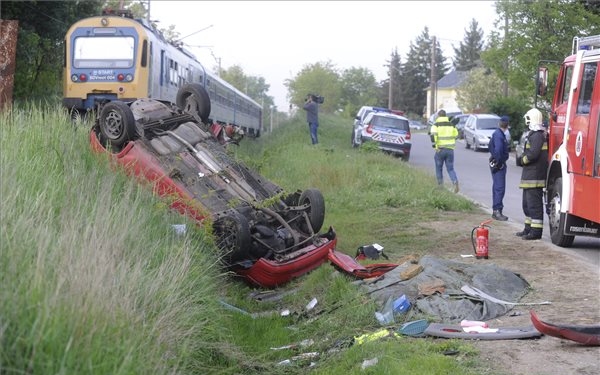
[1,104,500,374]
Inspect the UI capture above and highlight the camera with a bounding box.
[307,94,325,104]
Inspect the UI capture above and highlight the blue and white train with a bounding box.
[63,9,262,136]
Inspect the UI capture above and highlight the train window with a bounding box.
[73,36,134,68]
[141,40,148,67]
[169,59,178,86]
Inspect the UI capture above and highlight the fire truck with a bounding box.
[536,35,600,247]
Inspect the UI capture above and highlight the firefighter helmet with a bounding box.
[524,108,543,131]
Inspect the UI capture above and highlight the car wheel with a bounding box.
[351,130,358,148]
[176,83,211,124]
[299,188,325,234]
[213,212,252,265]
[99,101,137,150]
[465,137,471,149]
[548,178,575,247]
[473,138,478,151]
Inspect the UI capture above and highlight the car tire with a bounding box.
[176,83,211,124]
[299,188,325,234]
[98,101,137,150]
[548,178,575,247]
[213,211,252,265]
[351,130,358,148]
[465,137,471,149]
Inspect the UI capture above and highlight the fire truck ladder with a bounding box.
[572,34,600,54]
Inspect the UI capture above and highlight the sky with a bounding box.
[149,1,499,110]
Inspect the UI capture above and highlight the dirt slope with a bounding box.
[421,212,599,375]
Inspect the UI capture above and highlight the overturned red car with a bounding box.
[90,84,336,287]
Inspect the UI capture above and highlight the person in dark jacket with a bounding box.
[303,94,319,145]
[489,115,510,221]
[516,108,548,240]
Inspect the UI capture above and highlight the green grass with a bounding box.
[0,104,500,375]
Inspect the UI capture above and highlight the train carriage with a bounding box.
[63,9,262,137]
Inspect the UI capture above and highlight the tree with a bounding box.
[399,27,448,116]
[385,49,403,110]
[285,61,341,113]
[219,65,274,124]
[455,67,503,113]
[339,66,379,118]
[453,19,485,71]
[2,0,104,100]
[483,0,600,96]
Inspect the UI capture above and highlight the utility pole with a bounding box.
[388,60,393,109]
[429,35,436,118]
[502,12,509,97]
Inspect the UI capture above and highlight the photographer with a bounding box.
[303,94,320,145]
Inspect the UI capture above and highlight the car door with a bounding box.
[464,116,475,147]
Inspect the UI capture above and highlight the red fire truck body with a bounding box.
[541,35,600,247]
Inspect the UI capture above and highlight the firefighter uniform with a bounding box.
[517,109,549,240]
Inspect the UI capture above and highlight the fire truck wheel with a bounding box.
[299,188,325,234]
[98,101,137,150]
[176,83,211,124]
[548,177,575,247]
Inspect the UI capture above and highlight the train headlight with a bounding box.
[125,74,133,82]
[79,74,87,82]
[72,74,87,82]
[71,74,78,82]
[117,73,125,81]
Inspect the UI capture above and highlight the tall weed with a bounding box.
[0,105,230,374]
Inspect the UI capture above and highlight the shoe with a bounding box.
[453,181,459,193]
[522,229,542,240]
[492,210,508,221]
[515,224,531,237]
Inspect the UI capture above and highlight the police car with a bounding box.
[352,111,412,161]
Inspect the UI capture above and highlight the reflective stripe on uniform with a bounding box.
[531,219,543,229]
[519,180,546,188]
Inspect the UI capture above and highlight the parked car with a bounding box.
[451,114,469,139]
[463,113,501,151]
[352,111,411,161]
[427,107,463,134]
[90,84,337,288]
[352,106,404,147]
[409,119,426,130]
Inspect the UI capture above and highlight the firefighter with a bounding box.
[516,108,548,240]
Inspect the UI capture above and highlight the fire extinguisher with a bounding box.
[471,219,493,259]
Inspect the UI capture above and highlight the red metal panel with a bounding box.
[0,20,19,111]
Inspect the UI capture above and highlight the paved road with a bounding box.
[408,132,600,269]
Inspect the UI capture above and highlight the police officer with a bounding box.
[516,108,548,240]
[430,110,459,193]
[489,116,510,221]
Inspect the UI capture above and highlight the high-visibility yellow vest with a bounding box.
[430,117,458,149]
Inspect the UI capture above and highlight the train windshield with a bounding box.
[73,36,135,68]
